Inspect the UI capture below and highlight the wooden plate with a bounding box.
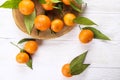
[12,0,87,40]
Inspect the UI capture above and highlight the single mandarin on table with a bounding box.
[34,15,51,31]
[18,0,35,15]
[62,64,72,77]
[79,29,94,43]
[63,13,76,27]
[62,0,70,5]
[16,52,29,63]
[51,19,64,32]
[24,41,38,55]
[42,0,54,10]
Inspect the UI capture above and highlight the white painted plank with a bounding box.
[84,0,120,13]
[61,68,120,80]
[0,38,120,68]
[80,68,120,80]
[0,63,120,80]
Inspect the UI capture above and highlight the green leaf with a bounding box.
[70,2,82,13]
[71,64,90,75]
[26,58,33,69]
[53,3,63,13]
[74,16,97,25]
[75,0,83,4]
[57,3,63,13]
[0,0,21,8]
[83,27,110,40]
[18,38,36,44]
[39,0,46,4]
[51,0,61,3]
[70,51,88,67]
[24,9,36,34]
[70,51,90,75]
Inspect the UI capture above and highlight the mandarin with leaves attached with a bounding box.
[16,52,29,63]
[42,0,54,10]
[24,41,38,55]
[51,19,64,32]
[34,15,51,31]
[62,63,72,77]
[18,0,35,15]
[63,13,76,27]
[79,29,94,43]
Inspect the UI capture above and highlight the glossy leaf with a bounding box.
[0,0,21,8]
[26,58,33,69]
[39,0,46,4]
[74,16,97,25]
[53,3,63,13]
[83,27,110,40]
[70,2,82,13]
[18,38,36,44]
[52,0,61,3]
[71,64,89,75]
[24,9,36,34]
[75,0,83,4]
[70,51,88,65]
[70,51,90,75]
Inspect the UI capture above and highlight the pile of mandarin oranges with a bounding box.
[19,0,77,32]
[16,40,38,64]
[18,0,93,43]
[17,0,94,77]
[0,0,111,78]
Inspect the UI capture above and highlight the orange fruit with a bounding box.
[18,0,35,15]
[16,52,29,63]
[79,29,94,43]
[62,64,72,77]
[34,15,51,31]
[62,0,70,5]
[24,41,38,54]
[63,13,76,27]
[51,19,64,32]
[42,0,54,10]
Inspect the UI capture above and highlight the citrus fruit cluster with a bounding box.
[34,13,76,32]
[0,0,111,78]
[61,29,93,77]
[16,40,38,65]
[18,0,78,33]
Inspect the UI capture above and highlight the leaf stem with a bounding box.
[79,25,82,30]
[10,42,22,50]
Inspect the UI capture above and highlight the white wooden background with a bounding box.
[0,0,120,80]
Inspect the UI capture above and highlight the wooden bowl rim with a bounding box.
[12,3,87,40]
